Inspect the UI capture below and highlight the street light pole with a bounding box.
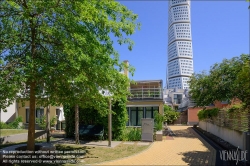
[99,88,113,147]
[108,97,112,147]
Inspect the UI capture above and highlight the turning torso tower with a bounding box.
[167,0,194,89]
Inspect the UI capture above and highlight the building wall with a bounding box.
[17,100,59,125]
[199,121,246,150]
[0,101,17,123]
[187,107,203,125]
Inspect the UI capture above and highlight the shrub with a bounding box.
[154,111,164,131]
[36,115,46,129]
[0,116,23,129]
[227,104,243,113]
[163,105,180,124]
[36,115,57,130]
[0,121,11,129]
[198,108,219,120]
[9,116,23,129]
[120,127,141,141]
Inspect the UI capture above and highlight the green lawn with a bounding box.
[1,138,150,165]
[56,143,150,165]
[0,129,28,137]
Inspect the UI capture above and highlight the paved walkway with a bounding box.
[95,126,217,165]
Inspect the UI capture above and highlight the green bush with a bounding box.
[0,116,23,129]
[198,108,219,120]
[154,111,164,131]
[36,115,57,130]
[227,104,243,113]
[163,105,180,124]
[0,121,12,129]
[9,116,23,129]
[64,97,128,140]
[120,127,141,141]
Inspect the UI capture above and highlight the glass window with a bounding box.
[26,108,44,123]
[126,108,129,126]
[153,107,159,118]
[36,108,44,124]
[145,107,152,118]
[138,107,144,126]
[130,107,137,126]
[36,108,44,119]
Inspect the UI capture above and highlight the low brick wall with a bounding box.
[0,130,46,144]
[199,121,247,150]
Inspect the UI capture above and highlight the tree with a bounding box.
[235,59,250,107]
[189,54,250,107]
[0,0,140,150]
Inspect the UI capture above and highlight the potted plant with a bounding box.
[154,111,164,141]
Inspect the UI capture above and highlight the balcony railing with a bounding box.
[129,88,163,100]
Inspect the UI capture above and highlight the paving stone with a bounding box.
[123,142,135,145]
[95,126,216,165]
[137,142,150,146]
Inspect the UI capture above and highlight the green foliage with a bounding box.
[10,116,23,129]
[0,0,140,149]
[154,111,164,131]
[64,97,128,140]
[36,116,46,130]
[227,104,243,113]
[163,105,180,124]
[235,59,250,106]
[0,122,12,129]
[0,116,23,129]
[189,54,250,107]
[197,108,219,121]
[50,116,57,127]
[121,127,141,141]
[36,115,57,130]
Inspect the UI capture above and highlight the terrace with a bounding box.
[128,80,163,101]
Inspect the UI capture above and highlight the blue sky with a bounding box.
[113,1,249,87]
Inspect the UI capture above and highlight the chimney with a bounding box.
[123,60,129,78]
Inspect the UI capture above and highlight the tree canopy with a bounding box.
[0,0,140,150]
[188,54,250,107]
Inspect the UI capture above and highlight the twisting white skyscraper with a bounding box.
[167,0,194,89]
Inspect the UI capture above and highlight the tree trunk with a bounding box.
[46,104,50,143]
[75,104,79,144]
[27,81,36,151]
[108,98,112,147]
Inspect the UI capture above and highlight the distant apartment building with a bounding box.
[167,0,194,89]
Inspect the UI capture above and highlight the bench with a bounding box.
[78,124,104,140]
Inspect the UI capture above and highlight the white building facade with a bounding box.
[167,0,194,89]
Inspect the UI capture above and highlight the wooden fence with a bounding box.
[205,110,250,132]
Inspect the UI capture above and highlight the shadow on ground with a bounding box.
[179,150,214,166]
